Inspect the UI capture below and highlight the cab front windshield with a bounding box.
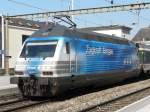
[20,41,57,58]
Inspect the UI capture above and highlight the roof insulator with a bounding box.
[26,22,32,26]
[34,24,40,28]
[111,0,113,4]
[18,22,23,25]
[9,20,13,24]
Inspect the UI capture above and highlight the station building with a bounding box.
[80,25,132,39]
[132,27,150,44]
[0,16,44,73]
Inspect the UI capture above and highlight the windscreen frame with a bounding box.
[20,40,58,58]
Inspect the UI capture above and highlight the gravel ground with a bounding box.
[20,78,150,112]
[87,87,150,112]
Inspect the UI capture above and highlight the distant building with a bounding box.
[132,27,150,44]
[80,25,132,39]
[0,16,44,71]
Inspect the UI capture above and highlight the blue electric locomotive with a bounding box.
[10,23,140,97]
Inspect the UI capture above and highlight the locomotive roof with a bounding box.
[31,23,130,45]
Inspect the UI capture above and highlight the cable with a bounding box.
[7,0,150,26]
[7,0,48,11]
[108,0,150,23]
[73,0,82,9]
[58,0,101,27]
[104,0,114,4]
[74,17,102,27]
[129,10,150,22]
[60,0,66,9]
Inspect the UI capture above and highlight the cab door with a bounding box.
[65,40,77,89]
[65,41,76,75]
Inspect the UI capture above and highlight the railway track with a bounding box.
[1,77,150,112]
[0,94,22,104]
[85,86,150,112]
[0,94,50,112]
[58,77,150,112]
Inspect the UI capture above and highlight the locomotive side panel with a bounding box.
[72,38,140,87]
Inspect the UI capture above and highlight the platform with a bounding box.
[0,75,18,96]
[116,95,150,112]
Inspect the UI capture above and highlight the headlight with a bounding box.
[43,71,53,75]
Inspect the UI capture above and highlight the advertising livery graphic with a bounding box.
[77,40,138,75]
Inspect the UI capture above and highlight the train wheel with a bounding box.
[18,84,27,98]
[146,70,150,75]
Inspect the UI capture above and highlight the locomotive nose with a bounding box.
[26,59,42,77]
[26,66,40,77]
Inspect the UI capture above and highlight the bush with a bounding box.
[9,68,15,75]
[0,69,5,75]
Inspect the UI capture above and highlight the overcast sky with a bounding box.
[0,0,150,38]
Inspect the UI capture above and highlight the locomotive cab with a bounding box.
[16,40,58,77]
[11,37,75,96]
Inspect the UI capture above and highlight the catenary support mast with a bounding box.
[8,2,150,19]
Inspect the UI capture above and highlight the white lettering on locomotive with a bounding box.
[85,45,114,56]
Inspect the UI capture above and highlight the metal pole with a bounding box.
[71,0,74,21]
[5,18,9,74]
[1,15,5,69]
[71,0,74,10]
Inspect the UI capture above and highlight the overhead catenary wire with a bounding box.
[74,17,102,27]
[7,0,150,26]
[105,0,150,24]
[69,0,96,26]
[7,0,103,27]
[7,0,48,12]
[104,0,114,4]
[7,0,51,22]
